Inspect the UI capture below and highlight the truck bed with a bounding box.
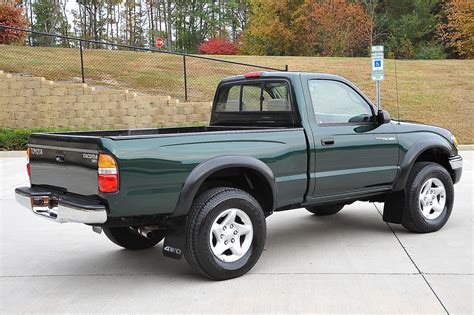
[28,125,308,216]
[28,126,283,196]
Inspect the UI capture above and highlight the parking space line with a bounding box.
[373,203,450,314]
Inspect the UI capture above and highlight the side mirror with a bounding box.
[377,110,391,124]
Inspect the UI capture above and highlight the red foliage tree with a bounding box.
[0,2,29,45]
[199,38,238,55]
[295,0,372,56]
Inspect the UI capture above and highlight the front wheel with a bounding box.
[103,227,165,250]
[401,162,454,233]
[184,187,266,280]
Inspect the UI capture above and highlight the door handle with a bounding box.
[321,137,335,146]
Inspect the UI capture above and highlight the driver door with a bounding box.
[308,79,399,198]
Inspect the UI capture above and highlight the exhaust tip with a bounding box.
[137,227,154,239]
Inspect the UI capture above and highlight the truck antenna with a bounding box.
[394,57,401,124]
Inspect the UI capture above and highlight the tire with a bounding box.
[402,162,454,233]
[306,204,344,216]
[184,187,266,280]
[103,227,165,250]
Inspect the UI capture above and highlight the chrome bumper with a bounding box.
[449,155,462,170]
[15,187,107,224]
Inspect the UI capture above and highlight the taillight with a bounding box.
[26,147,31,179]
[98,153,119,193]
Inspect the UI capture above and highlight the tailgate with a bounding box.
[29,134,100,196]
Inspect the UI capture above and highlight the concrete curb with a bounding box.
[0,151,26,157]
[0,145,472,157]
[458,145,474,151]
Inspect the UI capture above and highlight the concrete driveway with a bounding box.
[1,152,472,313]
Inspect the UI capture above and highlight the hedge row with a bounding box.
[0,124,206,151]
[0,128,73,151]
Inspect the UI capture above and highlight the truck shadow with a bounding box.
[264,206,393,248]
[62,205,395,279]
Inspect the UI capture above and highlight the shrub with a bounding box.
[416,44,447,60]
[199,38,238,55]
[0,3,29,45]
[0,128,71,151]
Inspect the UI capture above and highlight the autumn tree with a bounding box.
[240,0,304,55]
[294,0,371,56]
[438,0,474,58]
[0,2,29,45]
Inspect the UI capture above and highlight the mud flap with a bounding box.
[382,190,405,224]
[162,218,186,260]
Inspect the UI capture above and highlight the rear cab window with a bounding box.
[216,81,291,113]
[212,78,299,127]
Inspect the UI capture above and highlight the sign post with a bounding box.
[371,45,384,111]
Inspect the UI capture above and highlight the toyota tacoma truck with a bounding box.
[15,72,463,280]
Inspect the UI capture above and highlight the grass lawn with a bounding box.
[0,45,472,143]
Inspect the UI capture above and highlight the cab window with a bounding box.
[308,80,373,124]
[242,84,262,111]
[216,81,291,112]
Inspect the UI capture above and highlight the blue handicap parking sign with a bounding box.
[374,60,381,67]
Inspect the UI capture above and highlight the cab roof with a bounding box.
[220,71,347,83]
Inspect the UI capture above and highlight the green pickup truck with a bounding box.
[16,72,462,280]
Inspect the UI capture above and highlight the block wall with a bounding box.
[0,71,212,129]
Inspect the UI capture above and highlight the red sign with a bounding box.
[156,37,164,48]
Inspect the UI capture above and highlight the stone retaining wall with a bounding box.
[0,71,212,129]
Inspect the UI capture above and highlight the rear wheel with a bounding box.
[306,204,344,216]
[184,187,266,280]
[103,227,165,250]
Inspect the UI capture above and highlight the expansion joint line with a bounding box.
[372,203,449,314]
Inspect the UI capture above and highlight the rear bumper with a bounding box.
[15,187,107,224]
[448,155,463,184]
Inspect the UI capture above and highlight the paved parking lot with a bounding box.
[1,152,472,313]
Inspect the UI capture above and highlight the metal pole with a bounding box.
[376,80,381,111]
[79,40,85,84]
[183,55,188,102]
[394,58,400,123]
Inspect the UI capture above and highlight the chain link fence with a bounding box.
[0,25,287,101]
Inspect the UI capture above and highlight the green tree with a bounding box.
[32,0,69,46]
[379,0,443,58]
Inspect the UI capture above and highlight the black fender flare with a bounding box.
[393,137,454,192]
[171,155,277,217]
[384,137,453,224]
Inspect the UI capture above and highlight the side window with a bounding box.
[308,80,373,124]
[215,81,291,112]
